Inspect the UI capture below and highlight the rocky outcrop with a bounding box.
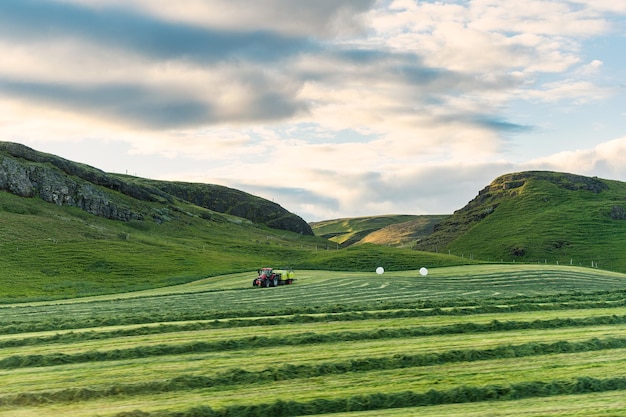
[491,171,608,193]
[0,141,313,234]
[610,205,626,220]
[0,149,144,221]
[0,141,169,203]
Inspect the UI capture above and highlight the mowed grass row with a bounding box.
[307,390,626,417]
[2,265,626,416]
[3,329,626,415]
[3,321,626,395]
[6,350,626,417]
[3,306,626,358]
[3,312,626,413]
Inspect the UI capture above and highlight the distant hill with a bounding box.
[415,171,626,272]
[360,215,449,246]
[312,171,626,273]
[311,215,448,248]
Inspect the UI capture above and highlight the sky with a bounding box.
[1,0,625,222]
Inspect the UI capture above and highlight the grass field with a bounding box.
[3,265,626,416]
[0,190,470,302]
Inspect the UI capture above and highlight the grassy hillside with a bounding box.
[359,215,448,247]
[311,215,447,247]
[0,141,474,302]
[312,171,626,274]
[5,148,626,303]
[416,171,626,272]
[0,191,468,302]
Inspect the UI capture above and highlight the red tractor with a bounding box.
[253,268,295,287]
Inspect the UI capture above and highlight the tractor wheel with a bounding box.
[273,278,278,287]
[264,279,270,288]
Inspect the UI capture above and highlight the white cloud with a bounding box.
[526,136,626,179]
[524,80,612,103]
[572,0,626,14]
[369,0,608,74]
[577,59,604,75]
[469,0,608,36]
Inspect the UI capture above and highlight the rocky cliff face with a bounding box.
[0,141,313,235]
[0,143,146,221]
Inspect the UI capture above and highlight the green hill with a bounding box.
[0,141,313,235]
[416,171,626,272]
[313,171,626,273]
[0,143,468,302]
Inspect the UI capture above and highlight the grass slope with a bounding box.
[310,215,447,247]
[2,265,626,416]
[359,215,449,247]
[416,171,626,272]
[0,191,467,302]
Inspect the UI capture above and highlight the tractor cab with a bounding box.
[259,268,273,278]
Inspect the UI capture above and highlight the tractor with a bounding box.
[253,267,295,287]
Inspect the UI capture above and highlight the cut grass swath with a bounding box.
[2,265,626,416]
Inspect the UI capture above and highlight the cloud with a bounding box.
[1,0,617,133]
[1,1,624,221]
[468,0,608,37]
[524,80,613,103]
[370,0,609,74]
[576,59,604,75]
[207,161,519,221]
[0,0,323,128]
[0,0,315,63]
[0,79,215,129]
[525,136,626,179]
[53,0,376,38]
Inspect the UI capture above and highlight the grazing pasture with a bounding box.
[2,265,626,416]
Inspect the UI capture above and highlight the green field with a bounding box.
[0,190,469,302]
[3,265,626,416]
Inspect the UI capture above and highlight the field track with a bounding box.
[2,265,626,416]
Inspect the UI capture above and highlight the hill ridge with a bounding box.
[415,170,626,271]
[0,141,312,235]
[416,171,613,251]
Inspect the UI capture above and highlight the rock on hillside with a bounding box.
[0,141,313,235]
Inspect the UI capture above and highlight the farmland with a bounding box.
[3,265,626,416]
